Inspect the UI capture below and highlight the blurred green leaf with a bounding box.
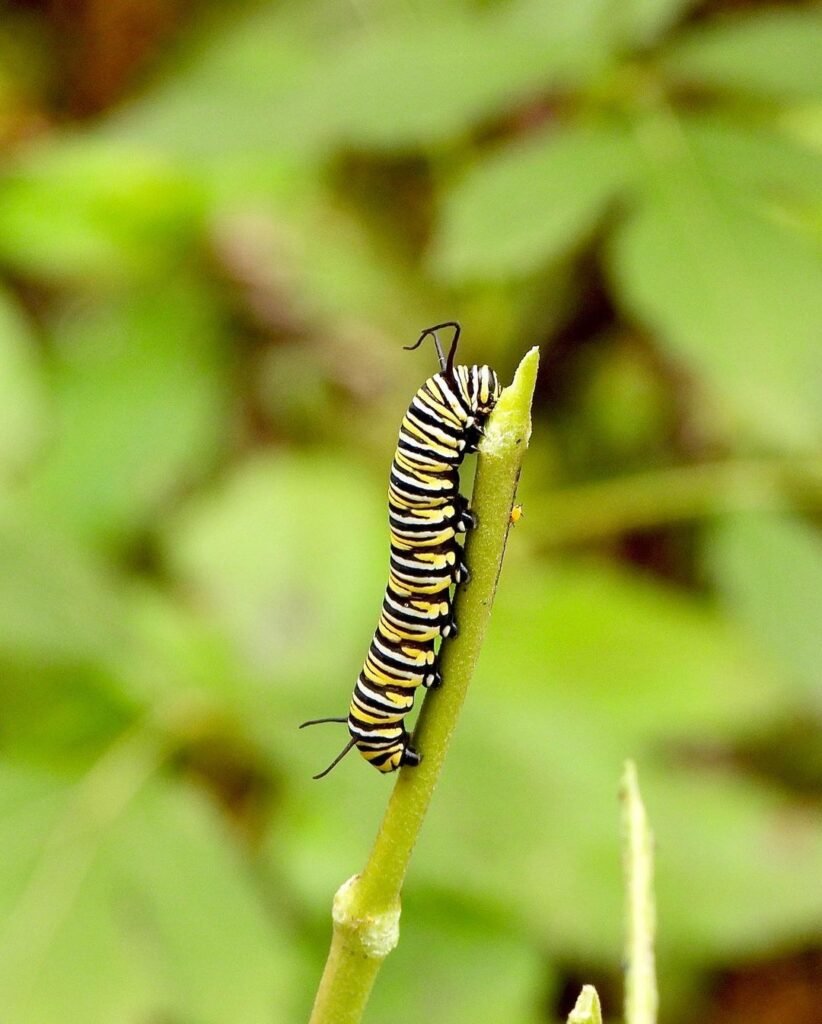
[499,0,694,52]
[0,139,204,282]
[109,10,321,160]
[289,9,600,151]
[111,780,300,1021]
[0,661,136,772]
[423,564,822,962]
[0,765,300,1024]
[0,507,140,767]
[575,338,672,465]
[663,10,822,100]
[708,512,822,708]
[434,123,635,280]
[25,280,228,546]
[0,509,128,664]
[366,893,546,1024]
[483,561,788,744]
[680,115,822,205]
[243,196,434,335]
[0,289,45,484]
[163,453,387,695]
[123,582,253,708]
[611,127,822,447]
[116,5,605,158]
[419,671,822,968]
[784,102,822,161]
[419,692,627,963]
[623,0,697,46]
[646,767,822,958]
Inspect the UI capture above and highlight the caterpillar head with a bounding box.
[471,365,503,416]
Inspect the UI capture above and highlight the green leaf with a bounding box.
[163,453,387,697]
[123,582,252,707]
[0,139,204,282]
[434,124,635,280]
[663,10,822,100]
[418,660,822,967]
[489,0,695,52]
[108,10,321,160]
[419,699,627,962]
[0,660,137,772]
[646,767,822,958]
[0,289,46,484]
[25,280,227,546]
[784,103,822,160]
[610,129,822,447]
[366,893,546,1024]
[0,509,128,665]
[115,5,604,158]
[0,765,300,1024]
[708,512,822,706]
[0,505,140,766]
[484,561,787,745]
[680,115,822,205]
[623,0,697,46]
[297,10,601,151]
[112,782,300,1021]
[429,565,822,962]
[433,719,822,966]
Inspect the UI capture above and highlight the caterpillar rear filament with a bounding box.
[301,322,502,776]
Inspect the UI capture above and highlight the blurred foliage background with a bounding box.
[0,0,820,1022]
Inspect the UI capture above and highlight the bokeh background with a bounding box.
[0,1,820,1022]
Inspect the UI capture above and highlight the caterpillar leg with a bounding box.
[465,424,485,454]
[441,616,459,639]
[423,666,443,689]
[454,558,471,584]
[454,495,477,533]
[457,507,477,532]
[401,746,422,767]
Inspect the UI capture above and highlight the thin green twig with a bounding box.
[567,985,603,1024]
[307,347,539,1024]
[532,456,822,547]
[621,760,658,1024]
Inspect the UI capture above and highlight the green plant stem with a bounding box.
[567,985,603,1024]
[307,348,539,1024]
[621,760,657,1024]
[532,456,822,547]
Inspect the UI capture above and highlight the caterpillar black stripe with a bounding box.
[301,322,502,777]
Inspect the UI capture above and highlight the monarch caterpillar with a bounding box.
[301,322,502,777]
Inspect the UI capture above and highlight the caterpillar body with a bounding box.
[301,323,502,777]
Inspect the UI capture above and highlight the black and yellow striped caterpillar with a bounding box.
[301,322,502,777]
